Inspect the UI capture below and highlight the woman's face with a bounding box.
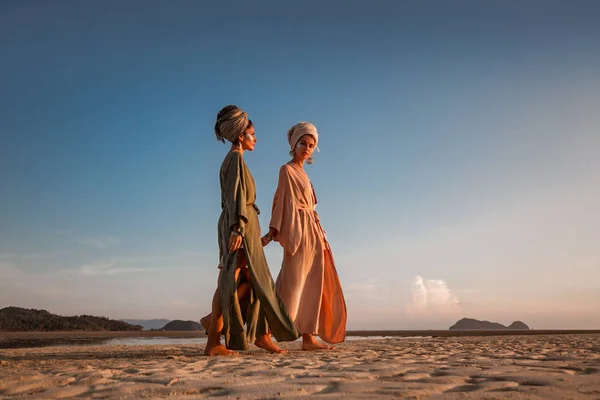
[239,125,257,151]
[294,134,316,161]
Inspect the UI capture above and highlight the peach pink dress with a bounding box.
[270,162,347,343]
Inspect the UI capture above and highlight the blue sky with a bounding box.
[1,0,599,329]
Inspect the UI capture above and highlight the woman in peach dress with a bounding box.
[263,122,347,350]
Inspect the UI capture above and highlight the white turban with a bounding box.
[287,122,319,152]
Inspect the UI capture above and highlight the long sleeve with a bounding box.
[223,153,249,236]
[270,166,302,256]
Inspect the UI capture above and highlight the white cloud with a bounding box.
[0,252,62,261]
[71,236,120,249]
[405,275,461,318]
[77,261,161,276]
[20,252,62,260]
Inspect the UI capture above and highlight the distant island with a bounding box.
[160,320,202,331]
[0,307,142,332]
[121,319,172,331]
[120,319,202,331]
[450,318,530,330]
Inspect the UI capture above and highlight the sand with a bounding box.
[1,334,599,399]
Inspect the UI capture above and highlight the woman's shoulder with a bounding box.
[220,151,245,175]
[225,150,243,160]
[281,162,309,177]
[279,162,297,177]
[222,151,245,165]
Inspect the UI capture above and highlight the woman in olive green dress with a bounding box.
[204,105,299,356]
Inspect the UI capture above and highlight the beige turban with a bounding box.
[214,105,250,143]
[287,122,319,152]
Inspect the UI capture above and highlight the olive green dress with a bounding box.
[217,151,299,350]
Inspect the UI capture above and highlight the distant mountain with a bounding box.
[0,307,142,332]
[160,320,202,331]
[507,321,530,330]
[121,319,171,330]
[449,318,530,330]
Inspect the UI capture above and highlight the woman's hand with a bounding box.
[228,232,243,253]
[261,234,271,247]
[266,227,279,243]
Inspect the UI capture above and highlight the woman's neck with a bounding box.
[231,144,244,155]
[290,157,304,169]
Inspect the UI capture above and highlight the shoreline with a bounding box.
[1,329,600,349]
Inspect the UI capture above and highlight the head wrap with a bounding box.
[214,105,250,143]
[287,122,319,152]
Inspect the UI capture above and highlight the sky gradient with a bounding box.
[1,0,599,330]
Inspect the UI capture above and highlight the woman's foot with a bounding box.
[301,334,334,351]
[204,344,237,356]
[254,335,286,354]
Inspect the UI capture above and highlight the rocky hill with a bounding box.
[507,321,530,330]
[0,307,142,332]
[160,320,202,331]
[449,318,530,330]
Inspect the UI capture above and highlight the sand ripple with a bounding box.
[0,334,599,399]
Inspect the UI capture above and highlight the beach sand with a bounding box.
[1,334,599,399]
